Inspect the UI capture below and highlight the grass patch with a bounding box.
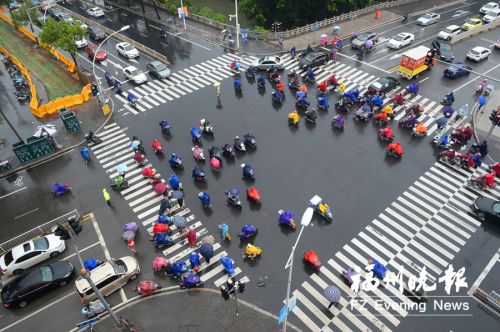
[0,19,82,100]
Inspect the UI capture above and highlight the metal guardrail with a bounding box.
[61,6,169,64]
[0,209,80,256]
[450,19,500,44]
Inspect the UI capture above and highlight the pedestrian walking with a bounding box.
[290,46,296,58]
[324,285,341,310]
[102,188,111,206]
[331,48,337,62]
[278,35,284,49]
[375,8,381,19]
[332,25,340,36]
[478,94,487,113]
[214,82,221,98]
[254,27,259,41]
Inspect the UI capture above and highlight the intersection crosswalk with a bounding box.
[88,122,249,287]
[115,53,470,136]
[286,161,499,332]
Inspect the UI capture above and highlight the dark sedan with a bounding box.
[1,261,74,308]
[443,62,471,78]
[147,61,171,79]
[298,51,329,69]
[472,196,500,223]
[88,26,106,41]
[431,40,454,62]
[368,77,400,96]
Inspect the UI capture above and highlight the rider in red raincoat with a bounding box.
[380,126,393,139]
[388,141,403,156]
[186,229,196,247]
[317,81,328,93]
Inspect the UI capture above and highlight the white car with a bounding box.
[387,32,414,49]
[466,46,491,62]
[0,234,66,276]
[417,12,440,26]
[75,36,88,48]
[124,66,147,84]
[480,2,499,14]
[73,19,88,31]
[438,25,461,40]
[87,7,105,17]
[116,42,139,59]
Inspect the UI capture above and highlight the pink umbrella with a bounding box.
[210,157,220,170]
[154,182,167,195]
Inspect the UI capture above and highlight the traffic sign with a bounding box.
[278,305,287,324]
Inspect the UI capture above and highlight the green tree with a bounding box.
[39,18,85,67]
[11,1,39,28]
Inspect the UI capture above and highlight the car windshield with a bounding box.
[3,251,14,265]
[466,19,477,25]
[304,53,316,61]
[40,266,53,281]
[130,69,142,76]
[440,44,451,52]
[372,81,383,89]
[422,14,432,19]
[123,45,135,52]
[33,237,49,250]
[393,34,406,41]
[111,259,128,273]
[357,34,370,42]
[444,27,455,34]
[485,4,495,9]
[470,50,480,55]
[493,203,500,214]
[93,28,103,34]
[154,63,167,71]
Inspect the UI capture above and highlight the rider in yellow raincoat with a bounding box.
[288,111,299,125]
[338,82,345,94]
[381,104,394,118]
[318,202,330,215]
[244,244,262,259]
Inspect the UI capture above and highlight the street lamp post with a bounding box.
[283,207,314,332]
[92,25,130,104]
[228,0,240,49]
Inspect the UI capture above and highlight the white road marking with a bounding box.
[14,208,39,220]
[0,186,27,199]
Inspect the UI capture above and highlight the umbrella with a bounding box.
[201,235,215,245]
[154,183,167,195]
[200,243,214,260]
[172,215,187,228]
[130,140,140,149]
[172,190,183,199]
[122,230,136,241]
[116,164,128,173]
[365,39,373,48]
[228,188,239,196]
[324,285,341,303]
[33,124,57,138]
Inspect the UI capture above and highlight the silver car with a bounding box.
[417,13,440,26]
[251,56,284,70]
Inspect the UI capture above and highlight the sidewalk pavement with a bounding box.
[473,90,500,162]
[0,65,111,177]
[89,288,300,332]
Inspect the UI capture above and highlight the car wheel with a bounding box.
[59,280,68,287]
[13,269,24,275]
[50,251,61,258]
[18,301,28,308]
[129,274,138,282]
[323,59,328,65]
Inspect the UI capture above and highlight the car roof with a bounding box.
[117,42,129,47]
[468,18,482,22]
[124,66,138,71]
[445,25,460,29]
[75,262,116,290]
[471,46,489,51]
[148,60,161,66]
[10,240,34,259]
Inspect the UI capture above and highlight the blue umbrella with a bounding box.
[228,188,239,196]
[172,215,187,228]
[200,243,214,261]
[172,190,183,199]
[116,164,128,173]
[324,285,341,303]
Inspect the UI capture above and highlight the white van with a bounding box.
[483,8,500,23]
[437,25,461,40]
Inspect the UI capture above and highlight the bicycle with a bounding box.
[0,136,9,148]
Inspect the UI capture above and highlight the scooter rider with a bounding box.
[304,68,315,82]
[444,91,455,104]
[388,141,404,156]
[114,175,125,189]
[234,77,242,90]
[257,74,266,87]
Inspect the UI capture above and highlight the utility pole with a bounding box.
[60,219,122,328]
[234,0,240,49]
[180,0,186,30]
[0,108,23,142]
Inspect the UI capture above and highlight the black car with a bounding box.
[431,40,454,62]
[1,261,74,308]
[88,26,106,41]
[368,77,400,96]
[472,196,500,223]
[298,51,329,69]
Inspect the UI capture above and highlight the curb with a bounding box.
[72,287,301,332]
[0,97,115,180]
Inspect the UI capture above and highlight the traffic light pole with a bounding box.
[66,226,122,328]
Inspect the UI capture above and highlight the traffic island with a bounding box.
[87,288,300,332]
